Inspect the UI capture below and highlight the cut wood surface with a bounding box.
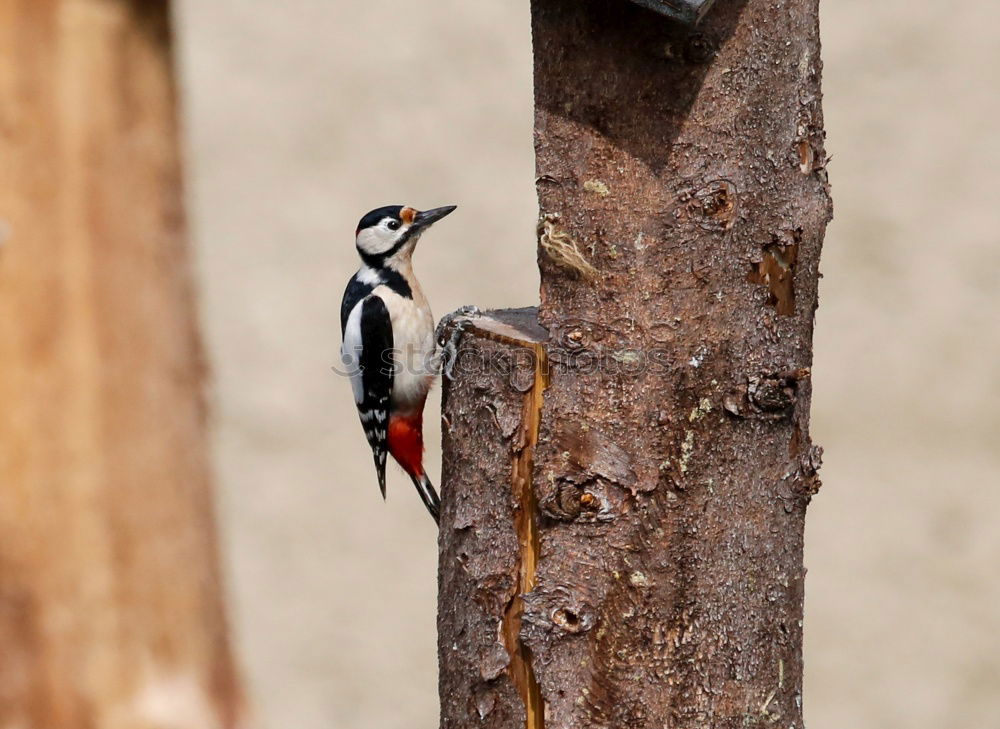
[0,2,241,727]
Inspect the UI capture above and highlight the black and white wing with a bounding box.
[341,294,394,498]
[341,273,375,333]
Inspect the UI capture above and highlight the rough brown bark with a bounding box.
[0,2,241,727]
[439,310,548,729]
[440,0,831,728]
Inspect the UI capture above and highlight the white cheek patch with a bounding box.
[355,223,414,258]
[356,227,396,256]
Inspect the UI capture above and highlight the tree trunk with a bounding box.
[0,2,241,727]
[439,0,831,728]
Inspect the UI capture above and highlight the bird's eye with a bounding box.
[386,220,400,231]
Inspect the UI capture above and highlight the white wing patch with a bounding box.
[342,299,365,405]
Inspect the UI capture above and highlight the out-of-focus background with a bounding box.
[173,1,1000,728]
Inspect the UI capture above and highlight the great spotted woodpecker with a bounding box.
[340,204,456,524]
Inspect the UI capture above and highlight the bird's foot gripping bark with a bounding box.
[435,305,481,381]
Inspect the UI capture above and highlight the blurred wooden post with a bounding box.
[439,1,832,728]
[0,2,241,727]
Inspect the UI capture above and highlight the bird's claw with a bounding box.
[435,304,481,345]
[436,305,481,381]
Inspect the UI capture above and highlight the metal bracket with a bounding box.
[628,0,720,25]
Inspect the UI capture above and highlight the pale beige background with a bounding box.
[174,1,1000,728]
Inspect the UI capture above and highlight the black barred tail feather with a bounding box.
[412,473,440,525]
[373,447,387,499]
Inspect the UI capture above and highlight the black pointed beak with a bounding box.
[412,205,457,231]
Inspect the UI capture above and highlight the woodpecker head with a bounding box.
[355,204,456,269]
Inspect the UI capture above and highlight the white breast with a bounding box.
[375,284,435,413]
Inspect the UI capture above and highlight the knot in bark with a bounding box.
[540,480,614,523]
[724,369,811,421]
[522,586,597,640]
